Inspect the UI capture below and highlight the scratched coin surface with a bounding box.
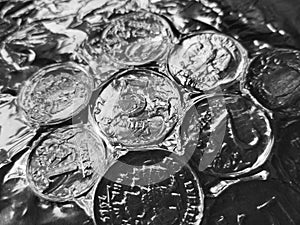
[167,31,248,92]
[245,48,300,118]
[99,11,174,66]
[206,180,300,225]
[93,150,204,225]
[91,69,182,147]
[18,62,94,125]
[180,94,273,176]
[26,124,108,202]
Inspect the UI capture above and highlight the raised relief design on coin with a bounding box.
[99,11,174,66]
[245,48,300,118]
[167,31,248,92]
[93,150,204,225]
[91,69,182,147]
[26,124,108,202]
[180,94,273,176]
[18,62,94,125]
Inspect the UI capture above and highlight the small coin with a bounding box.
[100,11,174,66]
[91,69,182,147]
[245,48,300,118]
[93,150,204,225]
[180,94,273,177]
[18,62,94,125]
[207,180,300,225]
[26,124,108,202]
[167,31,248,92]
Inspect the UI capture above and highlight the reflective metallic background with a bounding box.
[0,0,300,225]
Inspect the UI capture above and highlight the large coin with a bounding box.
[91,69,182,147]
[99,11,174,66]
[93,150,204,225]
[18,62,94,125]
[245,48,300,118]
[26,124,108,202]
[167,31,248,92]
[180,94,273,177]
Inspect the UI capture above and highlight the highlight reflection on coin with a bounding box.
[26,124,108,202]
[167,31,248,92]
[93,150,204,225]
[100,11,174,66]
[180,94,273,177]
[245,48,300,118]
[91,69,182,147]
[18,62,94,125]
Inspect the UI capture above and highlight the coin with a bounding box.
[245,48,300,118]
[100,11,174,66]
[26,124,108,202]
[18,62,94,125]
[180,94,273,177]
[167,31,249,92]
[91,69,182,147]
[93,150,204,225]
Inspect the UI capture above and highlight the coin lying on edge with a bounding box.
[26,124,109,202]
[93,150,204,225]
[91,69,182,148]
[180,94,273,177]
[99,10,174,66]
[167,31,249,92]
[18,62,94,126]
[245,48,300,118]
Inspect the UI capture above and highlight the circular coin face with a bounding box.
[93,150,204,225]
[26,124,108,202]
[167,31,248,92]
[245,48,300,118]
[18,63,94,125]
[100,11,174,66]
[180,94,273,177]
[91,69,182,147]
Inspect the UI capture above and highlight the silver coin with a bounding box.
[101,11,174,66]
[93,150,204,225]
[26,124,108,202]
[245,48,300,118]
[18,62,94,125]
[180,94,273,177]
[167,31,249,92]
[91,69,182,147]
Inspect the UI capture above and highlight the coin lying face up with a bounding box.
[167,31,249,92]
[245,48,300,118]
[91,69,182,147]
[26,124,108,202]
[100,11,174,66]
[93,150,204,225]
[180,94,273,177]
[18,63,94,125]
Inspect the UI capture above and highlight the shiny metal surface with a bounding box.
[0,0,300,225]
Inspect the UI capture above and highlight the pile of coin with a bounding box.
[1,3,299,225]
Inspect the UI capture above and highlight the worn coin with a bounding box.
[18,62,94,125]
[26,124,108,202]
[168,31,248,92]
